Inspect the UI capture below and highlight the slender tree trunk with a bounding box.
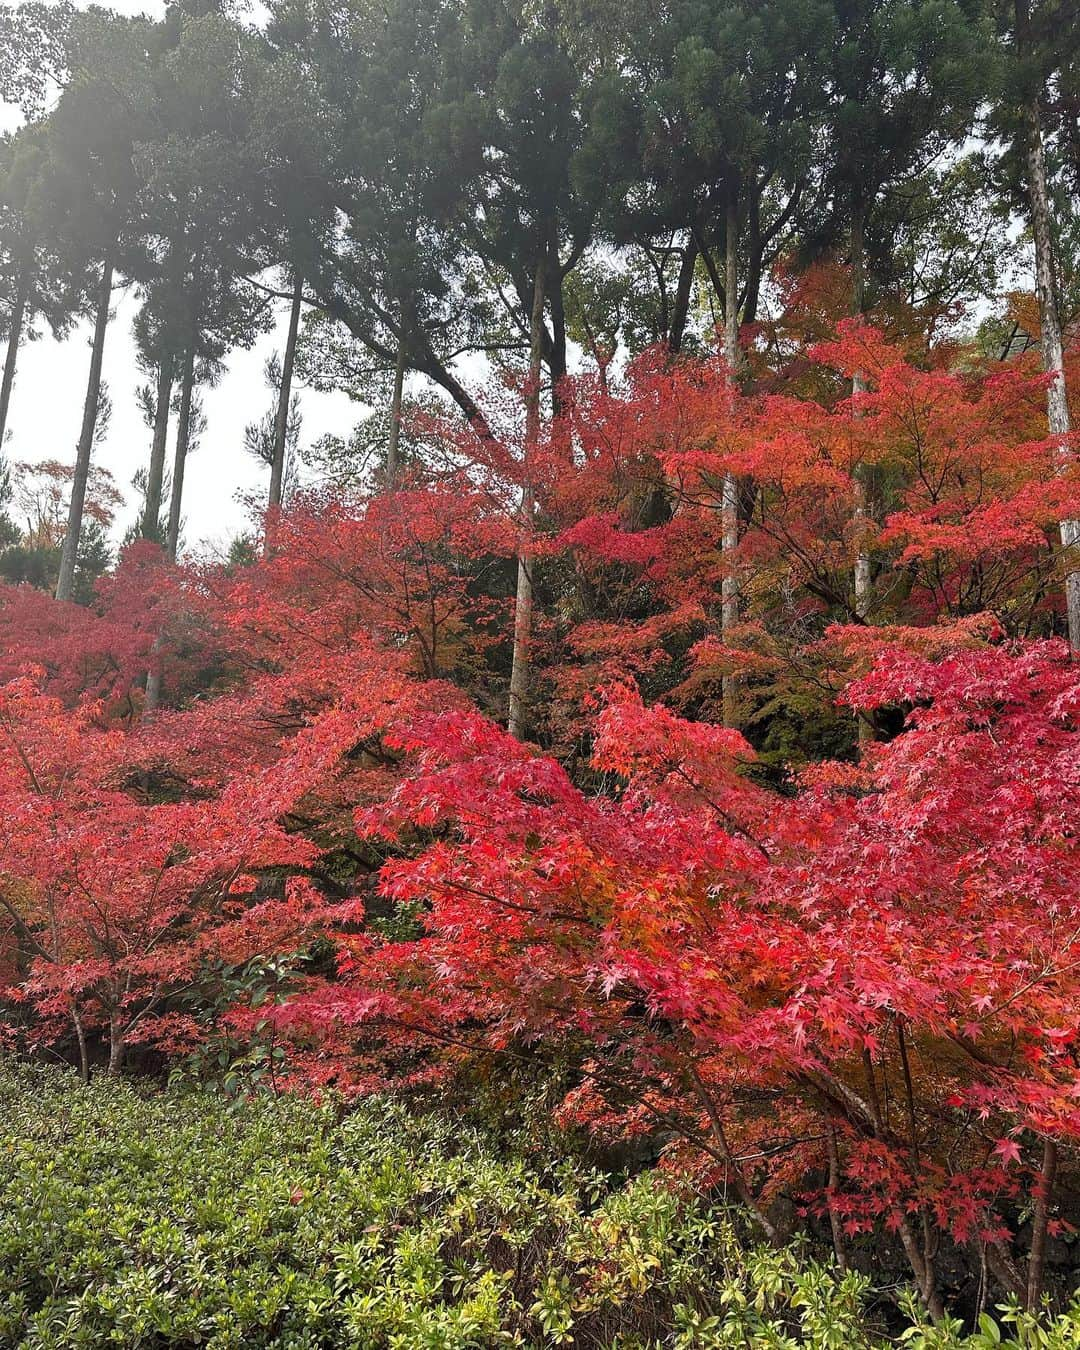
[165,342,196,565]
[721,194,740,729]
[0,264,30,450]
[549,253,568,411]
[507,245,547,741]
[1027,1137,1059,1310]
[825,1123,848,1274]
[387,320,407,485]
[269,274,302,512]
[850,202,872,621]
[1017,29,1080,647]
[56,255,113,602]
[143,350,179,716]
[849,200,877,749]
[72,1005,89,1084]
[688,1067,780,1244]
[141,354,174,540]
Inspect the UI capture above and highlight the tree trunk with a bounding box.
[982,1239,1027,1303]
[141,354,173,541]
[895,1207,946,1324]
[1017,24,1080,647]
[143,349,179,714]
[387,319,407,484]
[1027,1137,1058,1310]
[743,193,764,329]
[144,634,164,715]
[693,221,726,316]
[548,251,568,412]
[721,194,740,729]
[850,201,872,623]
[56,255,112,603]
[507,245,547,741]
[106,1012,124,1076]
[144,356,177,708]
[72,1005,89,1084]
[825,1123,848,1274]
[269,273,302,512]
[165,342,196,565]
[848,201,878,748]
[0,264,30,450]
[669,235,698,355]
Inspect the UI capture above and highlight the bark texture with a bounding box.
[141,354,174,540]
[269,274,303,511]
[507,244,547,741]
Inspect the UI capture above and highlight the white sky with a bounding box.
[1,0,361,559]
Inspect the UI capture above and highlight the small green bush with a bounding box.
[0,1063,1077,1348]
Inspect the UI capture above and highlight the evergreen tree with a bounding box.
[42,9,159,600]
[130,9,270,562]
[266,0,497,430]
[244,38,335,508]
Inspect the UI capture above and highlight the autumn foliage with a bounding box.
[1,324,1079,1318]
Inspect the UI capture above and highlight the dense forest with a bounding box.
[0,0,1079,1343]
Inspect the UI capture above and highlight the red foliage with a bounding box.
[280,633,1080,1291]
[0,323,1078,1309]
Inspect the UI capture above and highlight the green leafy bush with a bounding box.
[0,1063,1077,1349]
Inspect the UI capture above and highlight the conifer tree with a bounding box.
[46,11,158,601]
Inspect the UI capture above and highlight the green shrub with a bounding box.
[0,1062,1077,1348]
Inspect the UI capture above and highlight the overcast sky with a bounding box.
[1,0,361,558]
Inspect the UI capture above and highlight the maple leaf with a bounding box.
[992,1138,1023,1166]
